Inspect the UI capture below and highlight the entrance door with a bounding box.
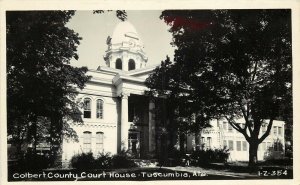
[128,132,140,158]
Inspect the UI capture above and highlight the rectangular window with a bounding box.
[96,132,104,154]
[207,137,212,148]
[228,124,233,133]
[223,122,227,131]
[228,140,234,151]
[242,141,247,151]
[267,142,272,151]
[278,127,282,135]
[273,126,277,135]
[201,137,205,148]
[236,141,241,151]
[83,132,92,153]
[223,140,227,148]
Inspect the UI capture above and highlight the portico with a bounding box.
[114,74,157,158]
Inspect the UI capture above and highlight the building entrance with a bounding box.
[128,131,140,158]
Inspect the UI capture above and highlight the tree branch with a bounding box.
[246,102,250,120]
[258,119,274,143]
[251,59,259,82]
[225,116,250,141]
[238,100,249,123]
[247,123,254,136]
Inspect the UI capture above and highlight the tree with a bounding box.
[7,10,128,166]
[93,10,127,21]
[6,11,90,162]
[159,10,292,167]
[146,55,214,153]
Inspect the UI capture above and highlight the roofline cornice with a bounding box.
[113,74,145,86]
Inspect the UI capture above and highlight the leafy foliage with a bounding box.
[150,10,292,166]
[12,150,55,171]
[70,152,136,170]
[190,148,230,165]
[111,153,137,168]
[71,152,95,170]
[93,10,127,21]
[95,152,113,169]
[6,11,90,156]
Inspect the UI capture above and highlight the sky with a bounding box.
[67,10,175,70]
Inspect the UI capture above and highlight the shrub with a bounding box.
[166,148,186,166]
[191,150,209,165]
[191,148,230,166]
[70,151,136,170]
[263,158,292,166]
[111,153,137,168]
[94,152,113,169]
[215,148,230,163]
[70,152,95,170]
[18,152,52,171]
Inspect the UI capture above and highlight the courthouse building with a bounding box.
[61,21,285,163]
[186,119,285,161]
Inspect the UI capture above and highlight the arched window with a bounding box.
[128,59,135,71]
[83,98,91,118]
[96,99,104,119]
[116,58,122,70]
[96,132,104,154]
[83,131,92,153]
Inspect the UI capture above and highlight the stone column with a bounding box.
[121,93,129,151]
[149,100,156,154]
[122,51,128,71]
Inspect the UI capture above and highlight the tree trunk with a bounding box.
[195,130,201,151]
[169,124,175,150]
[160,133,168,166]
[50,114,63,168]
[16,140,22,158]
[55,131,63,168]
[16,124,23,159]
[248,141,259,167]
[179,132,185,154]
[32,120,37,153]
[168,111,176,151]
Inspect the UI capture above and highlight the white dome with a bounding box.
[103,21,148,71]
[111,21,143,46]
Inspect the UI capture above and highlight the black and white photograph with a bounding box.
[1,1,299,184]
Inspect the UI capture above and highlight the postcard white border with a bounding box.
[1,0,299,185]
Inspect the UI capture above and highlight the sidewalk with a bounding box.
[162,166,258,179]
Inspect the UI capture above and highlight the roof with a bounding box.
[96,64,159,77]
[111,21,143,47]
